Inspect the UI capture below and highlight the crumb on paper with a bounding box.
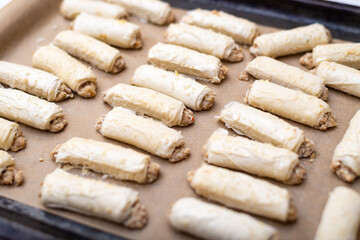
[38,158,44,162]
[36,37,45,44]
[52,24,58,30]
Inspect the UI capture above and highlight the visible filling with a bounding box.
[112,57,126,74]
[0,166,23,186]
[78,81,97,98]
[55,83,74,101]
[200,91,216,110]
[169,145,190,163]
[49,117,68,133]
[331,160,357,182]
[11,129,26,152]
[132,32,142,49]
[316,112,337,130]
[122,200,148,229]
[299,53,315,69]
[284,164,306,185]
[319,87,328,101]
[95,115,105,132]
[298,137,315,158]
[218,64,228,80]
[249,43,262,57]
[227,44,244,62]
[146,162,160,183]
[180,108,194,126]
[286,199,297,222]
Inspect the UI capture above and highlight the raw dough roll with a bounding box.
[181,8,258,45]
[131,65,215,111]
[301,43,360,69]
[164,23,243,62]
[203,128,305,184]
[32,45,97,98]
[0,118,26,152]
[250,23,331,58]
[314,186,360,240]
[0,61,72,102]
[106,0,174,25]
[103,83,194,127]
[314,61,360,98]
[245,80,336,130]
[53,30,125,73]
[96,107,190,162]
[242,56,327,100]
[188,164,296,222]
[147,43,228,83]
[331,110,360,182]
[72,13,142,49]
[169,197,278,240]
[41,169,147,228]
[60,0,127,20]
[0,87,67,132]
[0,150,23,186]
[51,137,160,184]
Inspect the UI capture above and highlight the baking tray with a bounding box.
[1,0,360,239]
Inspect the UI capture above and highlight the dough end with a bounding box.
[249,44,262,57]
[298,137,315,158]
[169,145,190,163]
[284,164,306,185]
[49,117,67,133]
[10,129,26,152]
[316,112,337,130]
[199,90,216,111]
[180,108,194,126]
[122,201,148,229]
[111,57,126,74]
[286,199,297,222]
[227,44,244,62]
[218,64,228,80]
[331,160,357,182]
[132,32,142,49]
[0,166,23,186]
[319,87,328,101]
[146,162,160,184]
[78,81,97,98]
[299,53,315,69]
[95,115,105,133]
[55,83,74,101]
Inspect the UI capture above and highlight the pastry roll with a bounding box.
[96,107,190,162]
[169,197,278,240]
[147,43,228,84]
[181,9,258,45]
[164,23,243,62]
[72,13,142,49]
[301,43,360,69]
[33,45,97,98]
[314,186,360,240]
[250,23,331,58]
[103,83,194,127]
[218,102,315,157]
[0,118,26,152]
[314,61,360,98]
[41,169,147,228]
[331,110,360,182]
[131,65,215,111]
[245,80,336,130]
[188,164,296,222]
[60,0,127,20]
[203,128,305,184]
[0,61,72,101]
[53,30,125,73]
[0,87,67,132]
[0,150,23,186]
[106,0,174,25]
[241,56,327,100]
[51,137,160,184]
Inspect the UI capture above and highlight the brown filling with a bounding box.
[331,160,357,182]
[227,44,244,62]
[10,129,26,152]
[238,71,250,81]
[316,112,337,130]
[55,83,74,101]
[122,200,148,229]
[180,108,194,126]
[218,64,228,80]
[286,198,297,222]
[299,53,315,69]
[146,162,160,183]
[249,43,262,57]
[284,164,306,185]
[319,87,329,101]
[49,117,68,133]
[111,57,126,74]
[132,32,142,49]
[165,11,176,25]
[0,166,23,186]
[169,145,190,163]
[199,91,216,111]
[95,115,105,132]
[78,81,96,98]
[298,137,315,158]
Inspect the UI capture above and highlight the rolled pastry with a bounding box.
[203,128,305,184]
[41,169,147,228]
[147,43,228,83]
[72,13,142,49]
[314,61,360,98]
[241,56,327,100]
[106,0,174,25]
[164,23,243,62]
[245,80,336,130]
[181,8,258,45]
[131,65,215,111]
[51,137,160,184]
[32,45,97,98]
[0,118,26,152]
[53,30,125,73]
[0,61,72,101]
[103,83,194,127]
[96,107,190,162]
[250,23,331,58]
[0,87,67,132]
[314,186,360,240]
[300,43,360,69]
[0,150,23,186]
[60,0,127,20]
[188,164,296,222]
[218,102,314,157]
[169,197,278,240]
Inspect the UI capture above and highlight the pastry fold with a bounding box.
[164,23,243,62]
[53,30,125,73]
[0,151,14,174]
[169,197,278,240]
[96,107,190,162]
[245,80,336,130]
[188,164,296,222]
[73,13,142,49]
[203,128,305,184]
[0,150,23,186]
[131,65,215,111]
[60,0,127,20]
[41,169,147,228]
[181,8,258,45]
[314,186,360,240]
[0,118,25,152]
[250,23,331,58]
[0,61,72,101]
[0,87,66,132]
[148,43,227,83]
[32,45,97,98]
[103,83,193,127]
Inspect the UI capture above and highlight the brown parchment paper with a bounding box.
[1,0,359,239]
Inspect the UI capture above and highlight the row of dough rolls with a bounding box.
[0,150,23,186]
